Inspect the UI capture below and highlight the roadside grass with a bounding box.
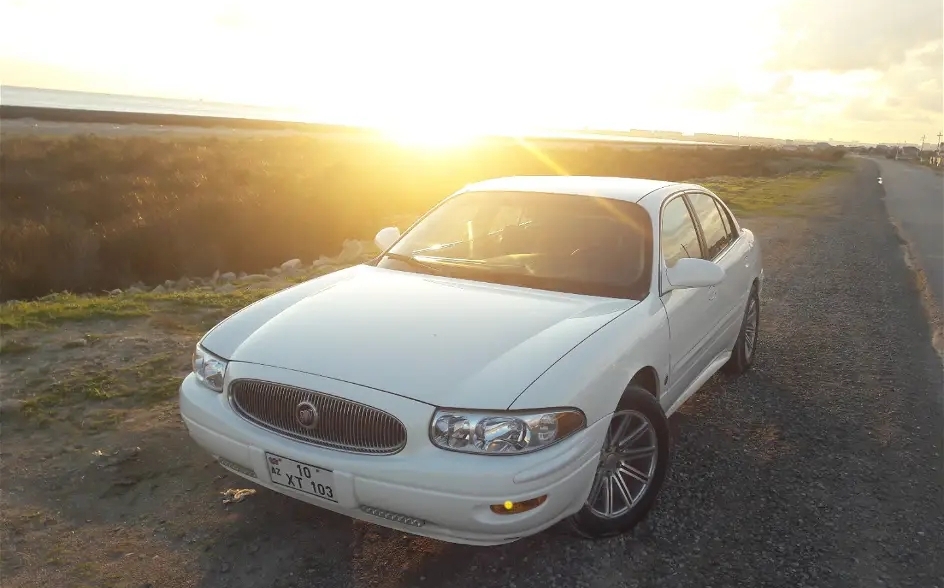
[0,262,360,331]
[700,166,850,216]
[0,167,849,334]
[0,286,279,331]
[0,294,151,330]
[18,352,184,425]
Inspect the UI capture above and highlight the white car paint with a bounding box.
[179,175,763,546]
[201,265,639,410]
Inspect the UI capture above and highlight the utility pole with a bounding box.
[920,134,926,151]
[937,131,943,151]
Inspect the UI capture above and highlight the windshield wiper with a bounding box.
[381,252,448,276]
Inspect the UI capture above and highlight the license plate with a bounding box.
[264,452,337,503]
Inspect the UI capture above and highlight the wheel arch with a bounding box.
[628,366,660,398]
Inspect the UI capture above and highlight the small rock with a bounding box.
[211,269,220,285]
[265,267,281,277]
[108,288,123,296]
[220,562,230,573]
[95,446,141,468]
[281,258,302,271]
[219,272,236,283]
[0,398,25,415]
[240,274,269,283]
[151,285,166,294]
[337,239,364,263]
[237,271,247,279]
[164,279,174,289]
[311,255,334,268]
[216,284,236,294]
[63,337,88,349]
[127,286,144,294]
[176,277,192,289]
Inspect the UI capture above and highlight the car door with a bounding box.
[685,191,749,357]
[659,194,720,409]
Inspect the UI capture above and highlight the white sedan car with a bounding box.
[180,175,763,545]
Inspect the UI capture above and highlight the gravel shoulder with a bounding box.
[1,158,942,588]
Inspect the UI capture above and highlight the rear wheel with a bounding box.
[568,386,670,539]
[723,285,760,375]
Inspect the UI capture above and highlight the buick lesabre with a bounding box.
[179,175,763,545]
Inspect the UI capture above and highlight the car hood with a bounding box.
[201,265,637,409]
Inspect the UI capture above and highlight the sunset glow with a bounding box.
[0,0,941,144]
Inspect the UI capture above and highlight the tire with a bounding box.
[722,284,760,376]
[567,385,670,539]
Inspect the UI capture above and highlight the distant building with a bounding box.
[897,145,920,160]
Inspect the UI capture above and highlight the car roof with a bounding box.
[459,175,691,204]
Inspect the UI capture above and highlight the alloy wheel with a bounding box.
[586,410,659,520]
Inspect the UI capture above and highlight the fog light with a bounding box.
[490,495,547,515]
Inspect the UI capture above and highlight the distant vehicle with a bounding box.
[179,175,764,545]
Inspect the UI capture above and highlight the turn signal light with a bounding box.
[490,495,547,515]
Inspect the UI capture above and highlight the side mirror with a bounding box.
[374,226,401,251]
[665,257,725,290]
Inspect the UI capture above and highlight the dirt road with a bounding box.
[1,159,941,588]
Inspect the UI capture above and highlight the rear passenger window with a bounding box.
[716,199,738,241]
[718,202,733,237]
[687,193,730,259]
[661,197,702,268]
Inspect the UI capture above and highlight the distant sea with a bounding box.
[0,85,317,123]
[0,85,722,146]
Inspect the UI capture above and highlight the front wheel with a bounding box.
[567,386,670,539]
[723,284,760,375]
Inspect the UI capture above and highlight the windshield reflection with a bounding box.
[376,190,653,299]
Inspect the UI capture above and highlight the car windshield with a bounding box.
[376,190,653,299]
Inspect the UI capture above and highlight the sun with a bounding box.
[379,123,485,148]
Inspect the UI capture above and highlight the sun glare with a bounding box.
[380,124,485,148]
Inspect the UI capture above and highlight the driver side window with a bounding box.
[661,197,703,268]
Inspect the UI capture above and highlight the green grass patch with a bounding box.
[0,293,150,330]
[699,168,850,216]
[0,260,367,331]
[0,284,286,331]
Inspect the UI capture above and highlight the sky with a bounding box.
[0,0,941,144]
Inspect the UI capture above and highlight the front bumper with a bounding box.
[178,363,607,546]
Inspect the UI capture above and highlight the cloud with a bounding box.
[768,0,943,72]
[770,73,794,94]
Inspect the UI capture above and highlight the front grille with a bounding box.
[229,379,407,455]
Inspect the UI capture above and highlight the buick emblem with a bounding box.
[295,401,319,430]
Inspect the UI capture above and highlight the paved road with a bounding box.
[872,158,944,313]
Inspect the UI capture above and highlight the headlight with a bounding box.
[429,408,585,455]
[192,345,227,392]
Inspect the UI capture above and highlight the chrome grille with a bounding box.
[229,379,407,455]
